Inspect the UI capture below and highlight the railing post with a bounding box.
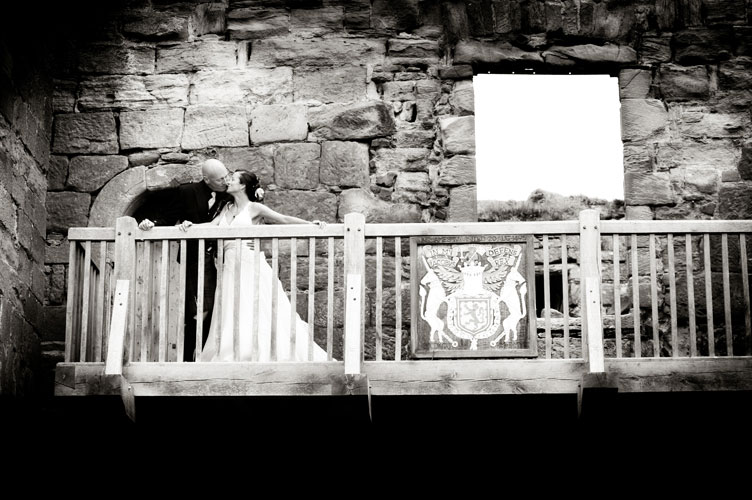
[343,213,366,377]
[109,216,138,367]
[579,209,604,373]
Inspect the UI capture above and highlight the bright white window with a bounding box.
[473,73,624,202]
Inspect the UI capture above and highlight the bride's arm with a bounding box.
[253,203,326,227]
[177,206,226,231]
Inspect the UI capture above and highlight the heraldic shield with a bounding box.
[410,235,537,358]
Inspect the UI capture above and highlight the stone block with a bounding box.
[625,206,653,220]
[264,189,338,222]
[67,156,129,192]
[669,105,747,139]
[290,6,344,36]
[45,235,69,264]
[190,67,293,106]
[372,148,429,176]
[88,166,146,228]
[655,140,740,172]
[216,146,275,186]
[438,154,475,186]
[182,106,249,150]
[659,64,710,100]
[439,115,475,155]
[619,69,652,99]
[454,40,543,65]
[120,108,184,150]
[339,188,421,223]
[394,127,436,148]
[320,141,369,188]
[543,44,637,65]
[46,192,91,233]
[122,10,190,40]
[394,171,430,204]
[250,104,308,145]
[249,37,385,69]
[639,34,672,64]
[309,100,396,141]
[48,155,68,190]
[77,42,155,75]
[624,172,674,206]
[78,74,190,111]
[227,6,290,39]
[371,0,419,32]
[0,183,17,233]
[620,99,668,142]
[448,184,477,222]
[674,28,734,64]
[449,79,474,115]
[387,38,440,65]
[293,66,367,105]
[156,38,237,73]
[274,143,320,189]
[718,183,752,219]
[52,79,76,113]
[52,112,118,154]
[739,141,752,180]
[128,150,161,167]
[145,164,202,191]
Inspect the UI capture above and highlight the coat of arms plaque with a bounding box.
[410,235,537,358]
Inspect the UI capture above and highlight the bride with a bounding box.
[179,170,329,362]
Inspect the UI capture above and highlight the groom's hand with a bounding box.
[139,219,155,230]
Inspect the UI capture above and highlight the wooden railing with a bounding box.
[63,212,752,373]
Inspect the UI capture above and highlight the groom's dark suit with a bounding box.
[148,181,230,361]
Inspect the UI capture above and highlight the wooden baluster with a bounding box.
[233,238,242,361]
[613,234,622,358]
[686,234,697,357]
[344,213,365,375]
[290,237,297,360]
[176,239,187,362]
[64,243,78,362]
[195,239,207,361]
[212,240,222,359]
[395,236,402,362]
[308,237,316,362]
[631,234,641,358]
[722,234,732,356]
[252,238,261,362]
[704,234,714,356]
[668,234,678,357]
[95,241,107,362]
[562,234,570,359]
[740,234,751,354]
[80,241,92,362]
[376,236,383,361]
[579,210,604,372]
[140,241,152,362]
[327,237,334,361]
[543,235,552,359]
[158,239,169,362]
[649,234,659,357]
[271,238,279,361]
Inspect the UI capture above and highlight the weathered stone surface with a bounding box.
[52,80,76,113]
[448,184,477,222]
[718,57,752,90]
[193,3,225,36]
[620,99,668,141]
[382,81,416,103]
[120,108,184,149]
[293,66,367,105]
[0,183,16,233]
[145,164,201,191]
[320,141,369,188]
[190,67,293,106]
[639,34,672,64]
[543,44,637,65]
[290,6,344,36]
[227,7,289,39]
[249,37,386,68]
[736,27,752,57]
[674,28,734,64]
[439,155,475,186]
[624,172,674,205]
[265,189,338,222]
[438,65,474,80]
[216,146,275,186]
[78,74,190,111]
[623,144,653,173]
[669,105,747,138]
[182,106,248,150]
[46,192,90,232]
[656,140,740,172]
[339,188,421,223]
[128,150,161,167]
[625,206,653,220]
[156,38,237,73]
[453,40,543,65]
[440,115,475,155]
[449,79,474,115]
[387,38,440,65]
[161,152,190,163]
[371,0,419,32]
[309,100,396,140]
[717,183,752,218]
[619,69,651,99]
[77,42,155,75]
[394,127,435,148]
[372,148,429,176]
[394,171,430,204]
[659,64,710,100]
[250,104,307,145]
[739,141,752,180]
[48,156,68,191]
[89,166,146,227]
[67,156,128,192]
[45,234,69,264]
[52,112,118,154]
[122,10,190,40]
[274,143,320,189]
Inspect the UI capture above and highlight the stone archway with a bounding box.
[88,164,202,227]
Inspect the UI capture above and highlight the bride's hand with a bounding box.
[311,220,326,229]
[179,220,193,232]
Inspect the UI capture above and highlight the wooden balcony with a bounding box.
[54,211,752,419]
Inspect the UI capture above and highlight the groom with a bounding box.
[138,159,232,361]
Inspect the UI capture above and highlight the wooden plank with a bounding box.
[364,221,582,237]
[376,236,383,361]
[64,243,78,362]
[270,238,279,361]
[687,234,697,357]
[704,234,715,356]
[114,217,137,364]
[142,224,343,241]
[395,237,402,361]
[649,234,659,357]
[102,259,113,364]
[150,242,161,361]
[104,280,130,376]
[176,239,187,363]
[198,239,208,360]
[166,241,180,362]
[307,237,316,362]
[631,234,641,358]
[289,237,297,359]
[95,241,107,362]
[668,234,678,357]
[158,240,169,362]
[579,210,603,370]
[327,237,334,360]
[613,234,622,358]
[543,235,552,359]
[252,238,261,362]
[585,277,605,373]
[602,220,752,234]
[562,235,570,359]
[80,241,92,362]
[233,238,242,361]
[722,234,733,356]
[67,227,116,241]
[741,234,751,353]
[136,242,146,362]
[344,213,366,374]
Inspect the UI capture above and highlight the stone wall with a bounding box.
[29,1,752,376]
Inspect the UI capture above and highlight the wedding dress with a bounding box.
[199,203,328,362]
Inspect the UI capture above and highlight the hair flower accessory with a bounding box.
[255,187,264,201]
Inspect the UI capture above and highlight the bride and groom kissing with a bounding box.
[138,159,329,363]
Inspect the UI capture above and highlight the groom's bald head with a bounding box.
[201,159,230,192]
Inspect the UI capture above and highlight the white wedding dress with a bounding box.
[199,203,328,362]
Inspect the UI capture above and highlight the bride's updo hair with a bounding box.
[238,171,263,202]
